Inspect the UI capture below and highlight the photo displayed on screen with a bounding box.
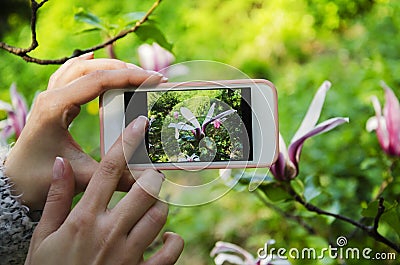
[125,87,253,164]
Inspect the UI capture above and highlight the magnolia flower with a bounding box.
[366,82,400,157]
[178,153,200,162]
[270,81,349,181]
[0,84,29,142]
[210,241,291,265]
[168,103,236,141]
[138,42,175,73]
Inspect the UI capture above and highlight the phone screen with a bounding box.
[124,87,253,164]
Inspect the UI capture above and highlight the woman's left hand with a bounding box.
[5,53,165,211]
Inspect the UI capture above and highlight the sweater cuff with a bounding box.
[0,145,37,265]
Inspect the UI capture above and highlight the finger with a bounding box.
[115,169,137,192]
[32,157,75,243]
[61,68,165,106]
[144,232,184,265]
[47,52,94,89]
[80,116,148,211]
[112,169,164,232]
[48,54,144,89]
[127,200,168,253]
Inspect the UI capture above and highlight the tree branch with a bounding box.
[282,184,400,252]
[0,0,163,65]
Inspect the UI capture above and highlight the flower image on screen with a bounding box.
[125,87,252,164]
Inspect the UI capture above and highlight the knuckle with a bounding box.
[87,70,107,86]
[162,253,180,265]
[99,157,123,177]
[45,185,64,204]
[32,91,65,123]
[67,210,96,234]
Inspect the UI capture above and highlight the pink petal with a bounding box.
[371,95,390,152]
[382,82,400,156]
[213,119,221,129]
[0,124,14,141]
[270,152,287,181]
[10,84,28,137]
[288,117,349,173]
[291,81,331,143]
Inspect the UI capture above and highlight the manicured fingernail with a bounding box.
[132,115,148,131]
[161,76,169,83]
[146,70,163,77]
[79,51,94,58]
[157,170,166,181]
[53,157,65,179]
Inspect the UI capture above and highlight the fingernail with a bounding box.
[158,170,166,182]
[132,115,148,131]
[53,157,65,179]
[79,51,94,59]
[161,76,169,83]
[146,70,163,77]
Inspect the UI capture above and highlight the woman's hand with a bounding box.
[5,53,166,211]
[25,116,184,265]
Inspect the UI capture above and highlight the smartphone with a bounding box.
[100,79,278,170]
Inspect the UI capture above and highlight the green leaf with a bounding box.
[382,212,400,237]
[75,27,101,35]
[303,176,322,202]
[262,183,292,202]
[135,23,173,51]
[74,8,106,31]
[124,12,147,26]
[291,178,304,195]
[361,200,380,218]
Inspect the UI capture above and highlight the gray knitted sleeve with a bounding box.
[0,148,37,265]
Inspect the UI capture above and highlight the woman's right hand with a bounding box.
[25,116,184,265]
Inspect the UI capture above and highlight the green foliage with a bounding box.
[1,0,400,264]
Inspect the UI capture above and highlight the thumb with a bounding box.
[33,157,75,242]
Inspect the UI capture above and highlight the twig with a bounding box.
[0,0,163,64]
[283,184,400,252]
[0,0,47,55]
[373,197,385,232]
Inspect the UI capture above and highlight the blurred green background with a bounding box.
[1,0,399,264]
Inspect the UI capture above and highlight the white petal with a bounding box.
[203,103,216,125]
[214,254,245,265]
[292,81,331,143]
[180,107,201,128]
[138,44,156,71]
[0,119,10,129]
[0,100,12,112]
[366,116,378,132]
[278,133,289,161]
[168,122,195,131]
